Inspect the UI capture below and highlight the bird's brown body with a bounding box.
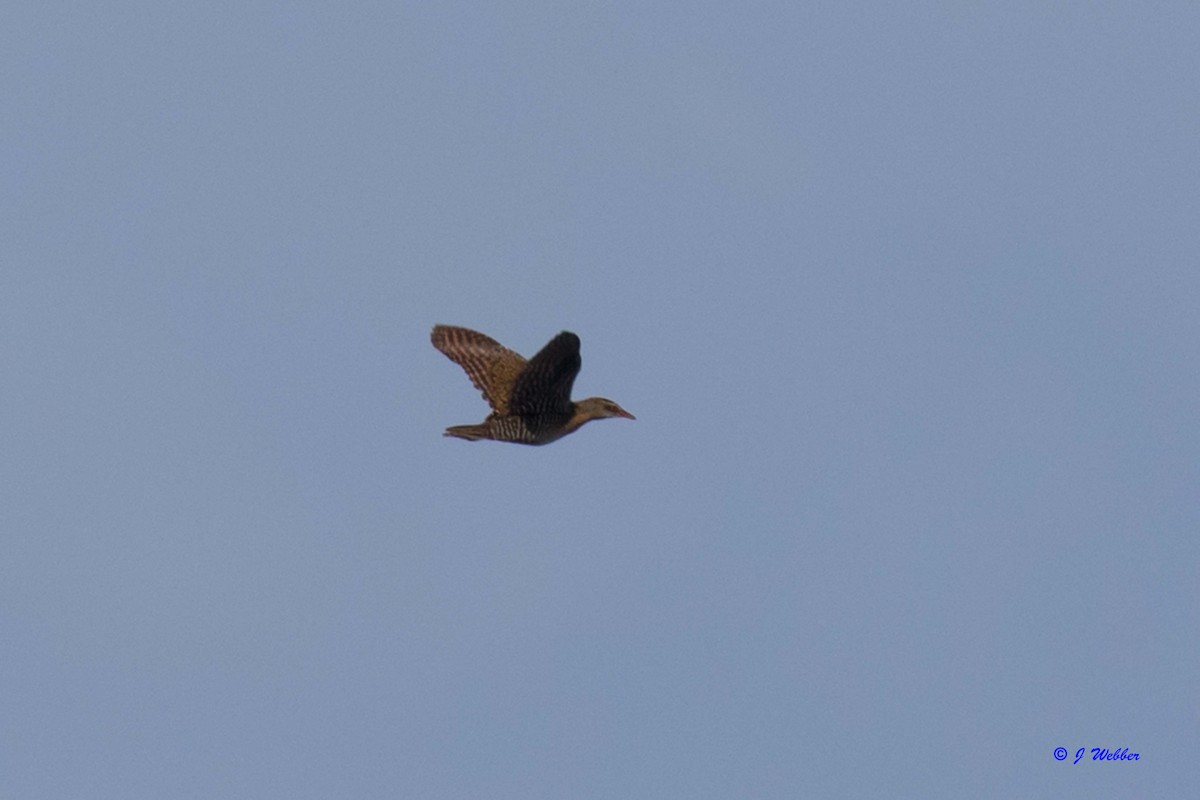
[431,325,634,445]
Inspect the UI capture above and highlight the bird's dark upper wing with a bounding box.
[431,325,526,415]
[510,331,581,416]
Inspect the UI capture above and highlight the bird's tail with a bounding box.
[443,424,489,441]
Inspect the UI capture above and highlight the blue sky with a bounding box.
[3,2,1196,797]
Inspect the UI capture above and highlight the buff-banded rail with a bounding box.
[431,325,634,445]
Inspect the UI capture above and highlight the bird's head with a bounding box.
[575,397,636,422]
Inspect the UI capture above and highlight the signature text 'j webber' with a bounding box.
[1054,746,1141,764]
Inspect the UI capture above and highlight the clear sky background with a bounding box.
[3,2,1196,797]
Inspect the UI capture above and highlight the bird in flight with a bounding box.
[431,325,634,445]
